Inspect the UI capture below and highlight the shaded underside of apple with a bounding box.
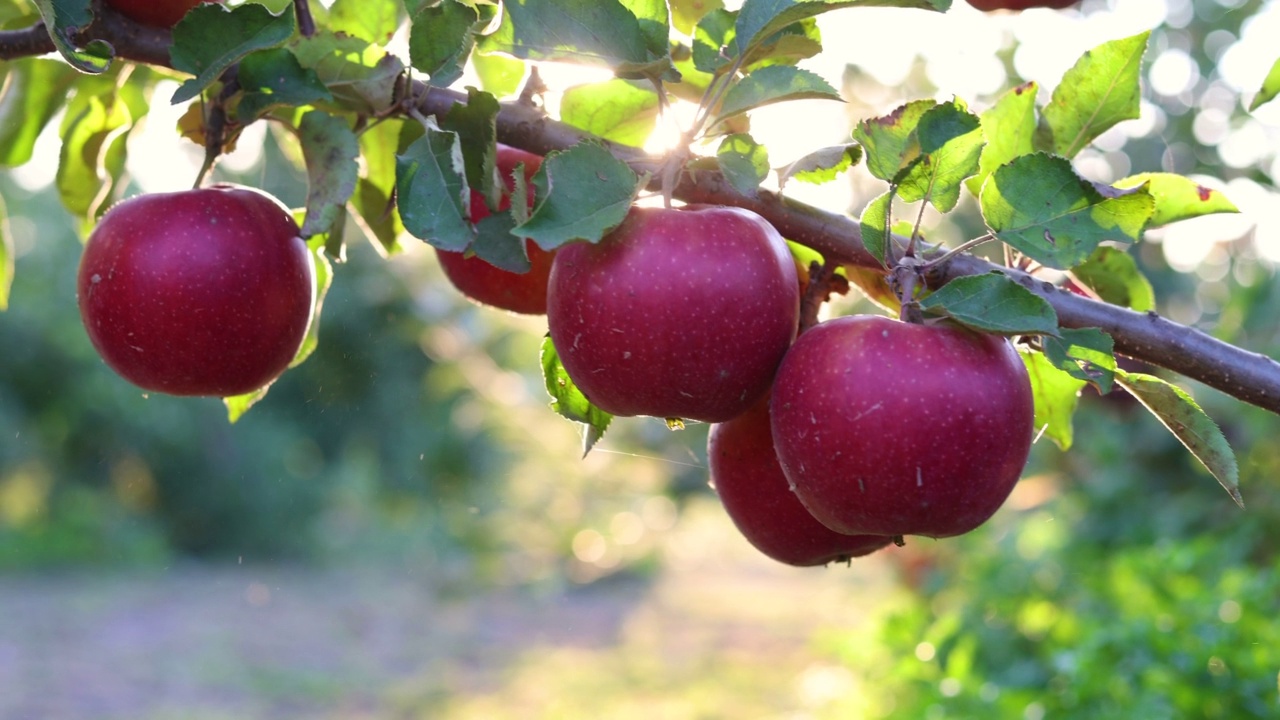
[710,395,892,567]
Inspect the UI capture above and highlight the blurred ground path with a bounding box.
[0,505,897,719]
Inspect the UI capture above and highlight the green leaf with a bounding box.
[1112,172,1238,228]
[395,120,474,252]
[776,143,862,189]
[1038,30,1149,158]
[0,59,78,167]
[298,111,359,240]
[0,194,11,311]
[712,65,841,125]
[1071,246,1155,312]
[733,0,947,62]
[514,142,644,250]
[980,153,1154,270]
[480,0,669,79]
[896,99,984,213]
[918,273,1059,336]
[717,133,770,195]
[1115,371,1243,509]
[858,189,893,268]
[327,0,402,44]
[1020,350,1086,451]
[619,0,672,61]
[224,388,268,423]
[32,0,113,73]
[692,8,736,74]
[351,118,405,254]
[171,3,297,105]
[408,0,478,86]
[472,51,526,98]
[560,80,661,147]
[472,213,532,273]
[1248,56,1280,111]
[671,0,724,34]
[440,88,501,210]
[235,48,334,122]
[541,335,613,456]
[966,81,1037,197]
[852,99,935,183]
[56,81,131,223]
[290,32,406,115]
[291,235,333,368]
[1042,327,1116,394]
[741,17,823,71]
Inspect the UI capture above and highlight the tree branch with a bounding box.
[4,22,1279,415]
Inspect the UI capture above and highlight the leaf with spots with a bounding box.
[919,273,1059,337]
[1042,327,1116,395]
[980,153,1154,270]
[1115,371,1243,509]
[1036,31,1148,159]
[966,81,1037,198]
[852,99,935,183]
[1113,172,1238,228]
[299,111,359,241]
[1248,56,1280,111]
[541,335,613,456]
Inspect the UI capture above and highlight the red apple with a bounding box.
[78,184,315,397]
[770,315,1034,538]
[435,144,553,315]
[105,0,223,28]
[709,394,892,566]
[965,0,1078,10]
[547,204,799,423]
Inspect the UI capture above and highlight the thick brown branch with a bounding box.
[3,25,1279,415]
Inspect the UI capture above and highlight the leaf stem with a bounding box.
[919,233,997,272]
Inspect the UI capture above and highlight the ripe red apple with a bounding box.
[78,184,315,397]
[547,204,799,423]
[709,395,892,567]
[105,0,223,28]
[770,315,1034,538]
[965,0,1078,10]
[435,144,553,315]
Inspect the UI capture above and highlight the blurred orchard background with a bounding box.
[3,0,1280,717]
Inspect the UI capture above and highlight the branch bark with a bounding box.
[4,23,1280,415]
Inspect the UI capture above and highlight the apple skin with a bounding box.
[709,394,892,567]
[547,204,799,423]
[770,315,1034,538]
[78,184,315,398]
[105,0,223,28]
[965,0,1078,10]
[435,144,553,315]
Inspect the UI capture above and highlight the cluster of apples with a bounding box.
[422,146,1036,567]
[79,137,1034,568]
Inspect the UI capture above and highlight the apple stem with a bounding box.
[193,70,240,189]
[798,259,849,333]
[891,260,925,324]
[918,233,997,272]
